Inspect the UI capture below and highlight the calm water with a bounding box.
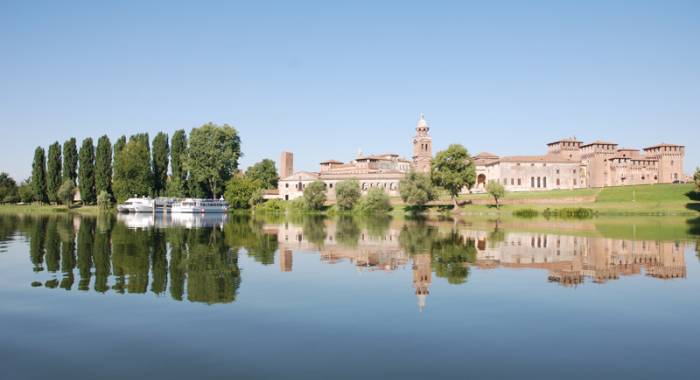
[1,213,699,379]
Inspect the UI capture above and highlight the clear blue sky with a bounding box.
[1,0,698,181]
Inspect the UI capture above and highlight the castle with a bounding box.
[275,115,686,199]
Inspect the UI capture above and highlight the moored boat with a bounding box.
[116,197,155,213]
[171,198,229,213]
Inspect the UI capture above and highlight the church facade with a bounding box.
[274,114,686,200]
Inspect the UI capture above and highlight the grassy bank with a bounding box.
[0,204,103,215]
[455,183,699,216]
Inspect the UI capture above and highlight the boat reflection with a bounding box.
[117,212,228,229]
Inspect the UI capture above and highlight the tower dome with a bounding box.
[416,112,429,133]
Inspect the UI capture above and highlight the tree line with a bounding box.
[0,122,272,205]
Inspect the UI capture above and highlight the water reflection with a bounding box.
[1,214,696,309]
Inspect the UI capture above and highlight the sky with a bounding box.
[1,0,699,181]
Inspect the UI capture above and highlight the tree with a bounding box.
[303,181,327,211]
[18,178,33,203]
[184,123,241,198]
[112,137,153,202]
[57,179,76,205]
[224,174,262,209]
[694,167,700,191]
[78,138,96,204]
[431,144,476,207]
[97,190,111,211]
[0,172,18,203]
[31,147,48,203]
[335,180,361,211]
[95,135,112,197]
[46,142,62,203]
[62,137,78,182]
[399,171,436,208]
[356,188,392,214]
[152,132,169,195]
[170,129,187,196]
[486,180,505,209]
[246,159,279,189]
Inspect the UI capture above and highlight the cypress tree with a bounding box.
[62,138,78,182]
[170,129,187,196]
[152,132,169,196]
[46,142,62,203]
[78,138,96,204]
[31,146,48,203]
[95,135,112,197]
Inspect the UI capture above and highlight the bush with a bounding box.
[399,171,436,207]
[543,207,595,219]
[97,190,112,211]
[224,174,262,209]
[513,208,539,218]
[356,188,392,214]
[335,180,361,211]
[254,199,286,213]
[57,180,76,205]
[303,181,327,211]
[287,197,307,212]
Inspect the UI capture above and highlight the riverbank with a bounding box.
[0,204,102,215]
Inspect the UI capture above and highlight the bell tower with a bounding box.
[412,113,432,173]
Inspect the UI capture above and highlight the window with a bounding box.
[531,177,535,187]
[329,183,333,188]
[543,177,547,188]
[517,178,521,186]
[537,177,541,188]
[556,178,560,186]
[573,179,577,186]
[503,178,508,185]
[511,178,514,185]
[285,183,289,188]
[556,169,560,174]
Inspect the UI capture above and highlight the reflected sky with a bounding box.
[1,213,699,379]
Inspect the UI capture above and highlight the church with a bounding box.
[273,114,686,200]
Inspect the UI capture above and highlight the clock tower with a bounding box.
[412,113,432,173]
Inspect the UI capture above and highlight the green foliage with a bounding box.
[356,188,392,214]
[0,172,18,203]
[246,159,279,189]
[184,123,241,198]
[78,138,96,204]
[32,146,48,203]
[303,181,327,211]
[112,137,153,202]
[287,197,307,212]
[486,180,505,208]
[62,137,78,182]
[430,144,475,205]
[254,199,286,213]
[46,142,62,203]
[95,135,112,198]
[335,179,361,211]
[513,208,539,218]
[170,129,188,196]
[399,171,436,207]
[57,180,76,205]
[694,167,700,191]
[152,132,169,196]
[97,190,112,211]
[431,232,477,285]
[18,179,33,203]
[543,207,595,219]
[224,174,262,209]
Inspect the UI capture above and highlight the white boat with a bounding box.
[117,197,155,213]
[171,198,229,213]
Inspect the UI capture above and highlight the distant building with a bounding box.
[276,115,687,199]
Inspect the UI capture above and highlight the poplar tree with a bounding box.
[31,146,48,203]
[152,132,169,196]
[78,138,96,204]
[46,142,62,203]
[170,129,187,196]
[95,135,112,197]
[62,138,78,182]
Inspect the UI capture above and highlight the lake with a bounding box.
[1,212,699,379]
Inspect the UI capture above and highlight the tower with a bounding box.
[412,113,432,173]
[280,151,294,178]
